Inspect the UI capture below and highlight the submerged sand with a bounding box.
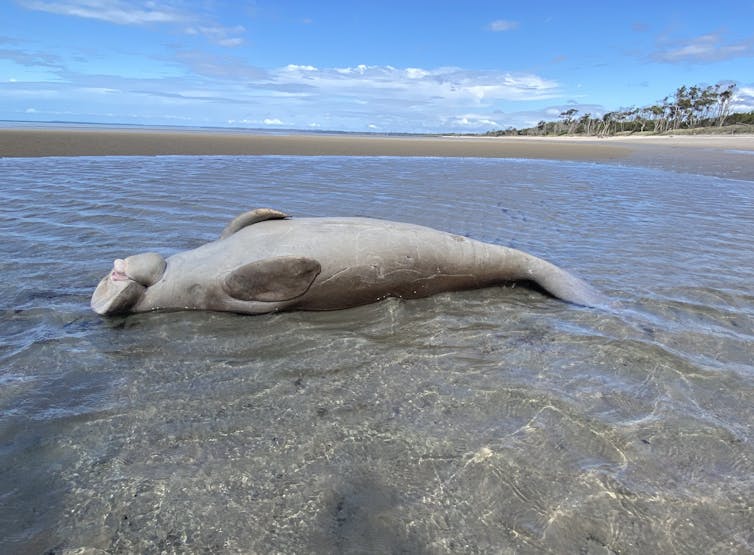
[1,127,753,178]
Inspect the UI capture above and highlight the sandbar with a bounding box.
[0,128,631,159]
[1,127,752,178]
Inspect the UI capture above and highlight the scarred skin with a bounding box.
[91,209,603,316]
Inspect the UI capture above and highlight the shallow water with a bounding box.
[1,155,752,554]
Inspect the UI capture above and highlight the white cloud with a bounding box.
[284,64,318,72]
[0,46,63,70]
[218,38,243,47]
[488,20,519,32]
[18,0,187,25]
[174,51,266,80]
[651,32,754,63]
[257,64,560,104]
[405,68,429,79]
[185,25,246,47]
[335,64,371,75]
[732,86,754,111]
[2,40,565,133]
[18,1,245,46]
[449,113,502,127]
[233,64,560,131]
[80,86,118,94]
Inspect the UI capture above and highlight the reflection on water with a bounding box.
[1,155,752,553]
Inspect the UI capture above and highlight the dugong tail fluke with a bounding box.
[91,209,604,316]
[501,249,603,307]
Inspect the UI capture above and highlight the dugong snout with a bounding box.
[115,252,166,286]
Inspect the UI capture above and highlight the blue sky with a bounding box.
[2,0,753,133]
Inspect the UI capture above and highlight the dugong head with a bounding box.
[91,252,166,315]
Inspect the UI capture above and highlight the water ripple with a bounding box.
[0,155,752,553]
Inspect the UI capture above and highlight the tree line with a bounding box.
[484,83,754,137]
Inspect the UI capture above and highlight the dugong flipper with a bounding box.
[223,256,322,302]
[91,209,603,315]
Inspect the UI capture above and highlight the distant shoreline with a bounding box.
[1,127,753,179]
[0,127,634,160]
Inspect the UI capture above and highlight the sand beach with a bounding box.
[1,127,753,179]
[0,127,630,159]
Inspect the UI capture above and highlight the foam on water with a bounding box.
[1,155,752,553]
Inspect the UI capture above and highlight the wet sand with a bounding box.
[0,128,630,159]
[2,128,753,178]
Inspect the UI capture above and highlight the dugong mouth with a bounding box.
[91,273,145,315]
[110,259,130,281]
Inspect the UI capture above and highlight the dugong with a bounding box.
[91,208,602,316]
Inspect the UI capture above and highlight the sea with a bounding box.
[1,148,752,553]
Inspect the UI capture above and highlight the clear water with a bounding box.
[1,155,752,553]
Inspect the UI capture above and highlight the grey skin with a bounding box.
[91,208,603,316]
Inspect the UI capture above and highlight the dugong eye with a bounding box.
[124,252,166,286]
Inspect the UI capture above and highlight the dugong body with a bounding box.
[91,209,601,315]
